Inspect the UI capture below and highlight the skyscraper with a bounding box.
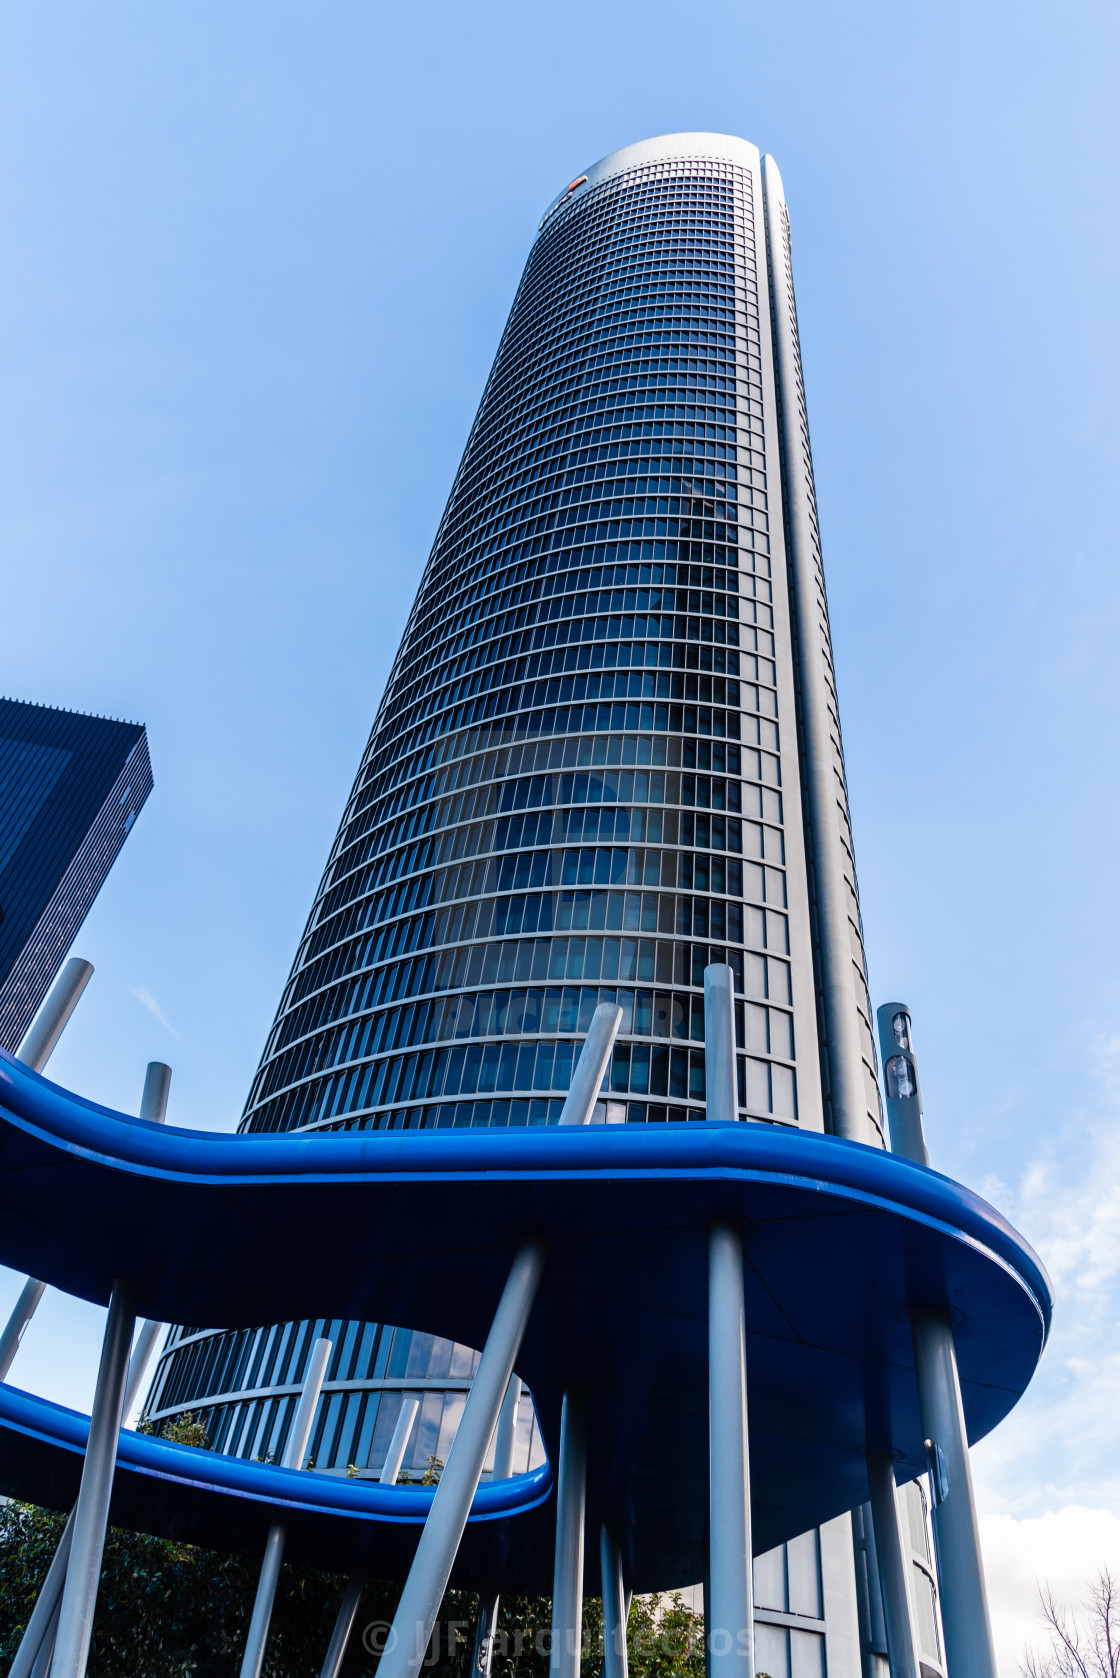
[0,698,153,1052]
[146,134,929,1674]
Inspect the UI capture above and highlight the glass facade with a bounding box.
[0,699,152,1052]
[146,137,903,1671]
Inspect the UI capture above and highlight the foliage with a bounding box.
[136,1410,211,1450]
[0,1498,706,1678]
[1022,1568,1120,1678]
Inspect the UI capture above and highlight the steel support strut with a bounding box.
[865,1450,920,1678]
[377,1236,549,1678]
[550,1388,588,1678]
[910,1308,997,1678]
[707,1224,753,1678]
[52,1280,137,1678]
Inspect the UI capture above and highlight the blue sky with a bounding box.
[0,2,1117,1665]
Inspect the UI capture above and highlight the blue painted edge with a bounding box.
[0,1382,553,1527]
[0,1051,1054,1343]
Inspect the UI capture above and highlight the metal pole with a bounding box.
[470,1375,524,1678]
[238,1336,332,1678]
[0,1277,47,1381]
[319,1570,367,1678]
[16,958,94,1074]
[9,1310,167,1678]
[910,1308,997,1678]
[875,1004,930,1167]
[550,1388,588,1678]
[377,1235,550,1678]
[865,1451,920,1678]
[600,1521,628,1678]
[493,1374,522,1479]
[139,1062,172,1125]
[51,1278,137,1678]
[380,1395,421,1485]
[704,965,737,1123]
[558,1004,622,1126]
[708,1223,752,1678]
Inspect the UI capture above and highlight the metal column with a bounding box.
[10,1305,166,1678]
[239,1336,333,1678]
[471,1375,523,1678]
[377,1235,549,1678]
[708,1223,753,1678]
[600,1521,628,1678]
[911,1308,997,1678]
[319,1396,418,1678]
[558,1003,622,1125]
[16,958,94,1074]
[865,1450,920,1678]
[51,1279,137,1678]
[550,1388,588,1678]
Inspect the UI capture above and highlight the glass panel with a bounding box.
[786,1530,822,1618]
[753,1544,787,1610]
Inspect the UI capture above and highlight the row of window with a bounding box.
[257,983,795,1108]
[329,799,769,941]
[173,1383,544,1481]
[407,533,749,685]
[151,1318,480,1416]
[404,626,749,737]
[373,651,749,776]
[363,734,749,835]
[309,845,760,965]
[253,1036,783,1139]
[368,693,760,807]
[358,764,756,861]
[293,872,787,1010]
[271,931,769,1066]
[400,625,750,735]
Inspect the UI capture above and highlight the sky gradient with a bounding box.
[1,3,1118,1667]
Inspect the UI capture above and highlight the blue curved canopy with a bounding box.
[0,1051,1052,1592]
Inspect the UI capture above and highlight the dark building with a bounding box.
[147,135,940,1674]
[0,698,153,1052]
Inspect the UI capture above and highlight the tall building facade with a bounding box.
[0,699,153,1052]
[146,135,930,1676]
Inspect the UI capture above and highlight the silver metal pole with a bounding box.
[16,958,94,1074]
[704,965,737,1123]
[865,1450,920,1678]
[910,1308,997,1678]
[550,1388,588,1678]
[0,1277,47,1381]
[493,1374,522,1479]
[52,1278,137,1678]
[600,1521,628,1678]
[380,1394,421,1485]
[708,1223,753,1678]
[28,1598,60,1678]
[9,1514,74,1678]
[377,1235,550,1678]
[558,1004,622,1126]
[875,1004,929,1167]
[238,1336,333,1678]
[470,1374,524,1678]
[319,1570,367,1678]
[9,1310,167,1678]
[139,1061,172,1125]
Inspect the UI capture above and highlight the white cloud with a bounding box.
[981,1506,1120,1676]
[130,985,182,1040]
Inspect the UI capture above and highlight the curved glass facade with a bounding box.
[145,135,884,1499]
